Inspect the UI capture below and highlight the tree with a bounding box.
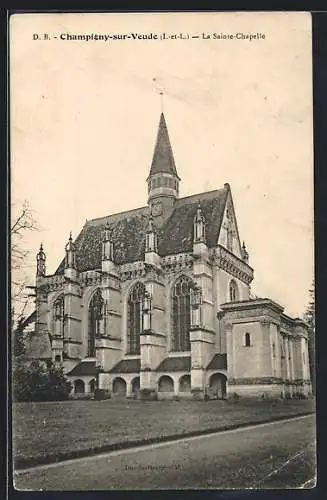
[12,360,72,402]
[11,200,40,327]
[12,311,37,363]
[303,281,315,393]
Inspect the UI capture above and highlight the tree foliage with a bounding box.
[12,360,72,402]
[303,281,315,392]
[13,317,27,359]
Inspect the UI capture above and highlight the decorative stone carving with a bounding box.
[120,261,147,281]
[214,245,254,285]
[161,253,193,274]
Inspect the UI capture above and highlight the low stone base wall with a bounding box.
[227,384,284,399]
[227,382,312,400]
[157,392,175,401]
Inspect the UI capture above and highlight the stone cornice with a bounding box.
[220,298,284,315]
[214,245,254,284]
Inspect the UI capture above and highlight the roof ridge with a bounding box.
[87,205,148,225]
[86,189,226,224]
[178,188,221,200]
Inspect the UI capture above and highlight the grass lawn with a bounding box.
[12,398,315,467]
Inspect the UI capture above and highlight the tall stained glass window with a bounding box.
[171,275,193,352]
[127,282,145,354]
[53,294,64,336]
[88,289,103,357]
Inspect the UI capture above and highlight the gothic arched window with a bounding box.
[245,332,251,347]
[127,282,145,354]
[171,275,193,352]
[229,279,239,302]
[53,294,64,337]
[88,289,103,357]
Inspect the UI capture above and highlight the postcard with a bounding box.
[10,11,315,490]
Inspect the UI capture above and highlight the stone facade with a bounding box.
[26,113,312,399]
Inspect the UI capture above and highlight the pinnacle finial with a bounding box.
[242,241,249,262]
[147,213,156,233]
[37,243,45,258]
[37,242,46,276]
[103,221,112,242]
[65,231,75,252]
[195,200,205,223]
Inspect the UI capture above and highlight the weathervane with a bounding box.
[153,77,164,113]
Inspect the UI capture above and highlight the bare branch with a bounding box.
[11,200,40,325]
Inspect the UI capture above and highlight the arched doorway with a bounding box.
[209,373,227,399]
[131,376,140,394]
[112,377,127,396]
[89,379,96,393]
[74,379,85,394]
[158,375,174,392]
[179,374,191,392]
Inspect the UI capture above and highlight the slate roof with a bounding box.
[109,358,141,373]
[67,361,97,376]
[206,353,227,370]
[54,187,228,274]
[156,356,191,372]
[148,113,180,179]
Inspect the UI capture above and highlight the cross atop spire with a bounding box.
[153,77,165,113]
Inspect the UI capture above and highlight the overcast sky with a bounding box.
[11,12,313,317]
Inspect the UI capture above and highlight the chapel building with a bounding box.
[28,113,312,399]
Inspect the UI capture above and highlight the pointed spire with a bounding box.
[148,113,180,180]
[36,243,46,276]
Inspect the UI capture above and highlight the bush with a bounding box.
[232,392,240,402]
[293,392,307,399]
[94,388,111,400]
[13,360,72,402]
[139,388,157,401]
